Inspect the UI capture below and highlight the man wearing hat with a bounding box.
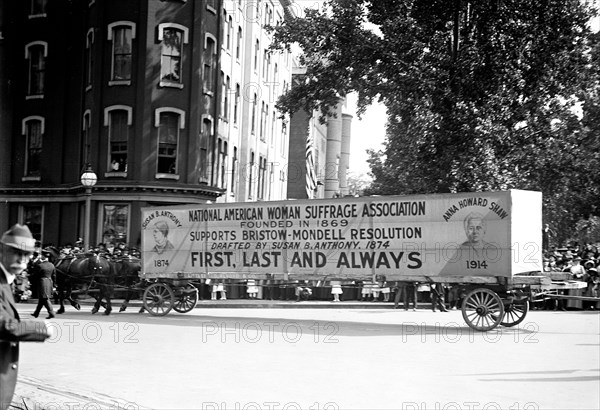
[30,249,56,319]
[0,224,52,410]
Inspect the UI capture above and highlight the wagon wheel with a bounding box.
[173,284,198,313]
[496,299,529,327]
[143,282,174,316]
[461,288,505,331]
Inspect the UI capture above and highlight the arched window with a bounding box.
[25,42,47,97]
[251,93,257,134]
[104,105,132,173]
[204,34,217,93]
[107,22,136,84]
[236,27,242,60]
[248,151,255,199]
[254,39,260,72]
[234,83,240,125]
[231,146,238,193]
[85,29,95,88]
[221,141,228,189]
[200,116,213,183]
[155,108,185,177]
[81,110,91,170]
[158,23,189,87]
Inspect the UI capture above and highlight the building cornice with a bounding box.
[0,182,225,202]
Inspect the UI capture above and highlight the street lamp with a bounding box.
[80,164,97,251]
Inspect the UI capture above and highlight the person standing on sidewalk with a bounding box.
[394,281,417,311]
[30,249,56,319]
[1,224,53,410]
[430,283,448,312]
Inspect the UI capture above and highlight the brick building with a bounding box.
[0,0,296,248]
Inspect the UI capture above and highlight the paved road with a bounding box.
[10,305,600,410]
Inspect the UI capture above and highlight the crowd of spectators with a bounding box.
[53,240,142,261]
[541,243,600,310]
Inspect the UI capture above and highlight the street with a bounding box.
[11,305,600,410]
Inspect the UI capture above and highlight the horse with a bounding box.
[55,251,115,315]
[111,257,143,312]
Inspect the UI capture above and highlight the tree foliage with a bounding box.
[271,0,600,243]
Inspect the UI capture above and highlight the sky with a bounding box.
[345,95,386,178]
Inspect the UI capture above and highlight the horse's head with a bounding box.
[85,252,110,273]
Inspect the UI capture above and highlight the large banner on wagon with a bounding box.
[140,190,542,279]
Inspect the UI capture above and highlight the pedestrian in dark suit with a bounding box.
[394,281,417,311]
[0,224,52,410]
[31,250,56,319]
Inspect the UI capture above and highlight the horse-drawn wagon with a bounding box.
[137,190,587,331]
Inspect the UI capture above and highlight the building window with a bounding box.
[254,39,259,72]
[221,10,228,50]
[251,94,257,134]
[204,35,216,93]
[216,139,222,188]
[258,156,265,200]
[271,110,276,146]
[21,205,44,242]
[158,25,188,87]
[231,146,238,194]
[104,106,132,174]
[221,75,230,121]
[155,108,185,176]
[85,29,95,88]
[101,204,130,246]
[261,157,267,200]
[25,42,47,97]
[281,121,287,156]
[200,117,212,183]
[82,110,91,170]
[236,27,242,60]
[22,116,44,177]
[220,71,226,120]
[248,151,255,199]
[30,0,47,17]
[221,141,228,189]
[234,83,240,125]
[112,27,132,81]
[259,101,265,140]
[108,110,129,172]
[108,22,136,84]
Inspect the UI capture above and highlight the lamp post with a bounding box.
[80,164,97,251]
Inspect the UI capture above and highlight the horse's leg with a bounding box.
[120,288,132,312]
[91,293,101,314]
[63,281,80,310]
[69,296,81,310]
[104,295,112,315]
[101,285,112,316]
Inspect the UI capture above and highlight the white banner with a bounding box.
[140,190,542,279]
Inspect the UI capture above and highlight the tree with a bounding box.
[346,171,372,196]
[272,0,600,240]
